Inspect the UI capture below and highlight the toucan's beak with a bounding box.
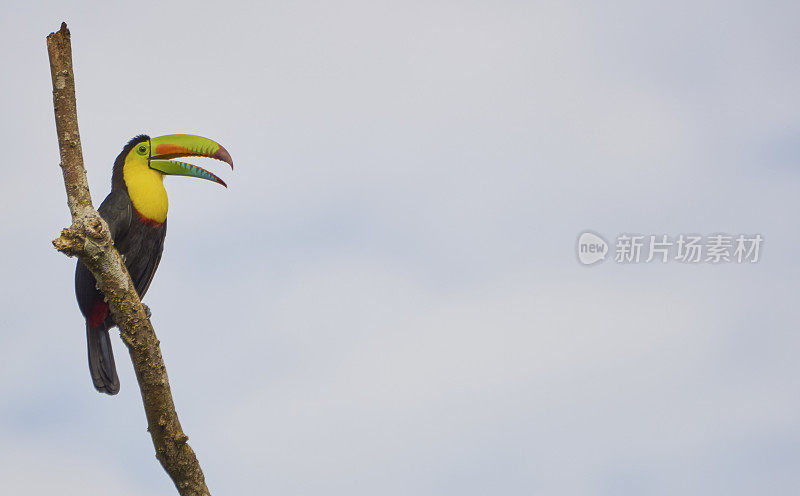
[148,134,233,187]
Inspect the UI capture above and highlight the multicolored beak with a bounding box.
[148,134,234,187]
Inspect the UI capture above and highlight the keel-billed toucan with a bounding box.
[75,134,233,394]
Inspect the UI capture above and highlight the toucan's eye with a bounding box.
[137,145,148,155]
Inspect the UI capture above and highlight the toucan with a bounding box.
[75,134,233,394]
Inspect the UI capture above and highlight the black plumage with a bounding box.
[75,136,167,395]
[73,133,232,395]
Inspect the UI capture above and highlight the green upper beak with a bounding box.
[148,134,234,187]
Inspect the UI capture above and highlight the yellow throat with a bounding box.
[123,153,169,223]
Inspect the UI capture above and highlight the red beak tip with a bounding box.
[214,146,234,170]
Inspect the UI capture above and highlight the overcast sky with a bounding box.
[1,1,799,495]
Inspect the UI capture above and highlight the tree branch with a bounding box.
[47,22,211,496]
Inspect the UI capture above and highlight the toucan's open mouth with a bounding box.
[148,134,234,187]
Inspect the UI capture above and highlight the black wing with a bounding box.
[75,190,133,317]
[98,190,165,299]
[129,220,166,299]
[98,189,133,242]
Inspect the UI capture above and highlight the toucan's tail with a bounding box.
[87,323,120,395]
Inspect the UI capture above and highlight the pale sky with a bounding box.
[1,1,799,495]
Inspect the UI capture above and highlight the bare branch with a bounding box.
[47,22,211,496]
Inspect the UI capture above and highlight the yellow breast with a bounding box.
[123,158,169,223]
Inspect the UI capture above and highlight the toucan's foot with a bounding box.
[143,304,152,318]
